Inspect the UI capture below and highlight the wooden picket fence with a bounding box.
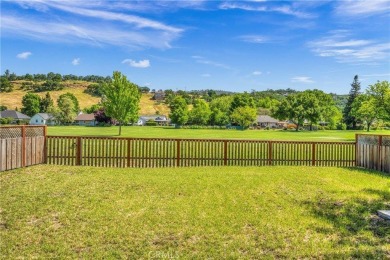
[46,136,356,168]
[0,126,47,171]
[356,134,390,173]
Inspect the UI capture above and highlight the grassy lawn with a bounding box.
[48,126,390,141]
[1,165,389,258]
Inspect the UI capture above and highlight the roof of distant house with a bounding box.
[75,113,95,121]
[139,115,168,121]
[34,113,54,120]
[0,110,30,119]
[257,115,279,123]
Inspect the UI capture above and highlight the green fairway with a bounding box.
[1,165,389,258]
[47,126,390,141]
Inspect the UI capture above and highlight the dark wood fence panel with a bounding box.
[0,126,46,171]
[47,136,356,168]
[356,134,390,173]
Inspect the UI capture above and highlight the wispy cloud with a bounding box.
[16,51,32,59]
[252,71,262,76]
[122,59,151,68]
[2,1,183,49]
[237,35,269,44]
[308,30,390,64]
[335,0,390,16]
[192,56,230,69]
[201,73,211,77]
[72,58,80,66]
[219,2,315,18]
[291,76,314,83]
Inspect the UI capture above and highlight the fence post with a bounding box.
[76,137,82,166]
[312,142,316,166]
[378,135,382,171]
[43,126,47,164]
[21,125,26,167]
[268,141,273,165]
[355,134,358,167]
[176,139,181,167]
[127,139,131,167]
[224,140,228,166]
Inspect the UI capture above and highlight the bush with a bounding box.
[145,119,157,126]
[336,122,347,130]
[34,80,64,92]
[84,83,104,97]
[0,117,13,125]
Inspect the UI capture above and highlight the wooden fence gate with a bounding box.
[356,134,390,173]
[0,126,46,171]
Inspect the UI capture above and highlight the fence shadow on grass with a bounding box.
[303,186,390,258]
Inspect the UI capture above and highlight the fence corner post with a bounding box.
[76,136,82,166]
[21,125,26,167]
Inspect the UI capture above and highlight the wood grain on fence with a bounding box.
[356,134,390,173]
[46,136,356,168]
[0,126,46,171]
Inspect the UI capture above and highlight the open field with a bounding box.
[48,126,390,141]
[1,165,389,258]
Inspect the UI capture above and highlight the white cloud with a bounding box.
[72,58,80,65]
[122,59,150,68]
[192,56,230,69]
[238,35,268,44]
[201,73,211,77]
[291,76,314,84]
[2,1,182,49]
[335,0,390,16]
[16,51,32,59]
[308,31,390,64]
[252,71,262,76]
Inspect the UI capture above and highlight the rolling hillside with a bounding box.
[0,80,170,116]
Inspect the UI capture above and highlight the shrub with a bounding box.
[145,119,158,126]
[336,122,347,130]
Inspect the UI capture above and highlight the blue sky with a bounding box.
[1,0,389,94]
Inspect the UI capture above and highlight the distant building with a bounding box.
[257,115,283,128]
[0,110,30,124]
[136,115,169,126]
[74,113,96,126]
[30,113,56,125]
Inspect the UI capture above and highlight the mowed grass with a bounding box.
[48,126,390,141]
[1,165,389,258]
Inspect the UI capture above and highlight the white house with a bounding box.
[136,115,169,126]
[30,113,56,125]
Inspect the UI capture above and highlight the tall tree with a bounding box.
[40,92,54,113]
[230,106,257,129]
[58,92,79,113]
[230,93,256,112]
[21,93,41,116]
[169,96,188,126]
[366,80,390,121]
[189,99,211,125]
[0,77,13,92]
[57,96,77,124]
[343,75,361,129]
[102,71,141,135]
[350,94,377,132]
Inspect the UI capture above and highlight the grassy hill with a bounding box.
[0,80,170,116]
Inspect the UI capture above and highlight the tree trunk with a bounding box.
[119,122,122,136]
[367,122,371,132]
[310,124,313,131]
[296,123,299,131]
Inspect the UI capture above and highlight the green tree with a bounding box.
[189,99,211,125]
[272,92,319,131]
[366,80,390,121]
[351,94,377,132]
[40,92,54,113]
[343,75,361,129]
[102,71,141,135]
[21,93,41,116]
[209,96,233,125]
[169,96,188,126]
[83,104,102,114]
[230,106,257,129]
[230,93,256,112]
[57,93,79,114]
[57,96,76,124]
[305,89,338,130]
[0,77,13,92]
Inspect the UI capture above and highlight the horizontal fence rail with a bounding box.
[47,136,356,168]
[0,125,46,171]
[356,134,390,173]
